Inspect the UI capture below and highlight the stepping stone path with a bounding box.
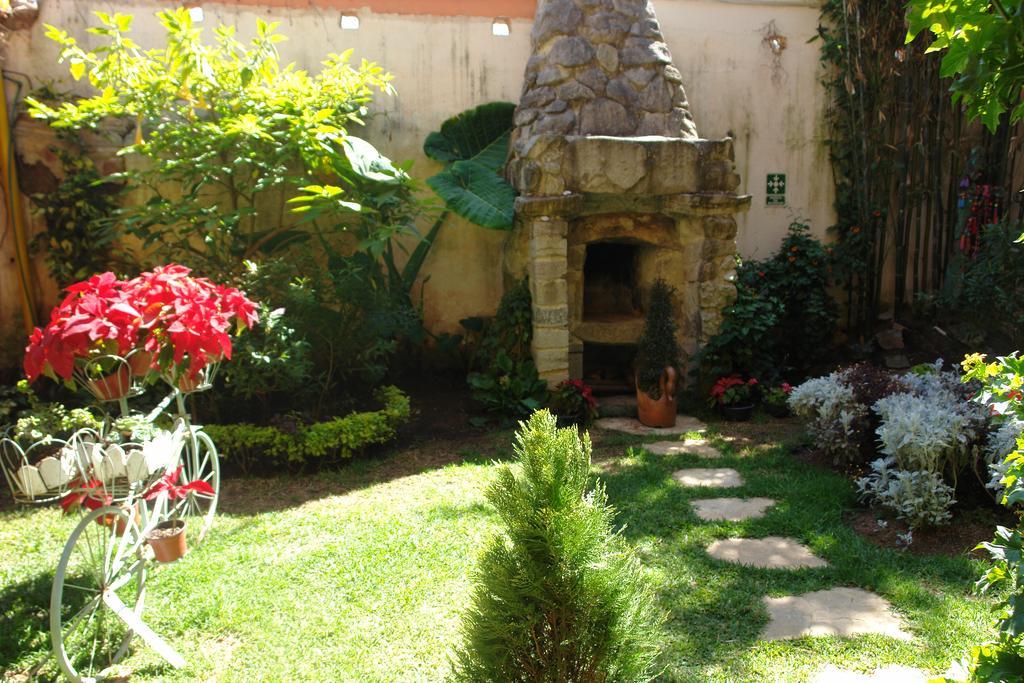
[594,416,707,436]
[707,537,828,569]
[664,436,912,658]
[761,588,912,641]
[672,468,743,488]
[642,440,721,459]
[811,665,928,683]
[692,497,775,522]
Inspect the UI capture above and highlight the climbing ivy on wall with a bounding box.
[816,0,1022,337]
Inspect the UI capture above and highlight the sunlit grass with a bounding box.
[0,424,993,681]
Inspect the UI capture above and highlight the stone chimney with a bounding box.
[504,0,751,390]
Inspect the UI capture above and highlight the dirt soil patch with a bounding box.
[846,507,1012,557]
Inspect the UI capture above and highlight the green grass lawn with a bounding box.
[0,420,994,681]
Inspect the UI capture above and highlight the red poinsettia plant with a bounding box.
[143,465,215,502]
[60,478,113,514]
[24,264,258,391]
[709,375,759,408]
[549,379,599,424]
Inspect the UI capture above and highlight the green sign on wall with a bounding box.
[766,173,786,206]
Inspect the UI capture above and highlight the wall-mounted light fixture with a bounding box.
[340,14,360,30]
[186,5,205,22]
[492,18,510,37]
[762,20,787,56]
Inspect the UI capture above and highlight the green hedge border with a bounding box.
[204,386,410,472]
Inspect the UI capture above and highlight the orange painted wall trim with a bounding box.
[198,0,537,18]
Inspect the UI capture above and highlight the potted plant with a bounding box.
[24,272,144,401]
[634,279,680,428]
[142,464,216,562]
[709,375,759,421]
[762,382,793,417]
[123,264,257,393]
[549,380,599,428]
[23,265,258,400]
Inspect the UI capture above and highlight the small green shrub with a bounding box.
[635,279,679,399]
[453,410,662,682]
[204,386,410,472]
[467,279,547,420]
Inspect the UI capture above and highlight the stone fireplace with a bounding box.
[503,0,750,388]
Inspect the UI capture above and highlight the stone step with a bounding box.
[706,537,827,569]
[596,394,637,418]
[642,440,721,458]
[596,416,707,436]
[692,497,775,522]
[672,468,743,488]
[761,587,912,642]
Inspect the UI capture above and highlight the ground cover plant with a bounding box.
[789,360,991,530]
[0,418,994,681]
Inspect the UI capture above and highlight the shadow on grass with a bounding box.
[0,570,53,673]
[217,432,513,515]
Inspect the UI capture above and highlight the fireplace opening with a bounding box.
[582,343,636,394]
[583,242,642,321]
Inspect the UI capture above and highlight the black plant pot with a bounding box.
[722,404,755,421]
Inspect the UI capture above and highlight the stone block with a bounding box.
[621,38,672,66]
[647,139,700,194]
[536,66,569,87]
[568,136,648,193]
[533,347,570,373]
[531,220,568,240]
[532,0,584,45]
[533,278,568,307]
[596,43,619,73]
[533,305,569,327]
[703,215,738,240]
[575,67,609,94]
[549,36,596,67]
[530,257,568,281]
[579,98,636,137]
[557,81,596,102]
[533,326,569,351]
[638,78,673,113]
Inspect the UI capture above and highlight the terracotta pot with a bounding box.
[722,403,755,421]
[96,504,140,535]
[128,351,153,377]
[636,366,677,428]
[147,519,188,563]
[87,366,131,401]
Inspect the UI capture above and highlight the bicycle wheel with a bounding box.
[171,428,220,547]
[51,506,146,682]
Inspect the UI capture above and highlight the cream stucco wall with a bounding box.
[1,0,832,336]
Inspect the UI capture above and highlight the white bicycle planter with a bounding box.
[0,356,221,682]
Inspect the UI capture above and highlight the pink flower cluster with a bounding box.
[25,264,258,384]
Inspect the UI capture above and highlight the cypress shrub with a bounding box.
[635,279,680,399]
[453,411,662,682]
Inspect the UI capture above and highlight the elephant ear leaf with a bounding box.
[423,101,516,163]
[424,101,517,229]
[426,160,515,229]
